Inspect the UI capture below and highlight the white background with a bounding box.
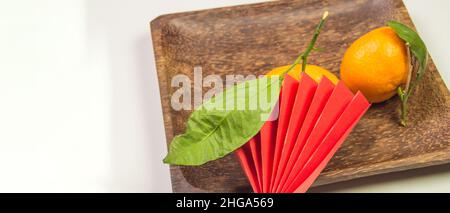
[0,0,448,192]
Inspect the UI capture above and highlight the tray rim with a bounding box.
[150,0,450,192]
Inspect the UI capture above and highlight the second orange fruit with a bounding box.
[340,27,409,103]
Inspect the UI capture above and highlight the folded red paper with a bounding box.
[270,76,298,191]
[236,139,260,192]
[237,74,370,193]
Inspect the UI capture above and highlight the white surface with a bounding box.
[0,0,448,192]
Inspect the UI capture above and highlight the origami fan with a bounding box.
[236,73,371,193]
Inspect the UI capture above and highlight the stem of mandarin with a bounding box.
[301,11,329,72]
[281,11,329,76]
[400,100,408,126]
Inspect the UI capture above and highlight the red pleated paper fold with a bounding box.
[236,74,370,193]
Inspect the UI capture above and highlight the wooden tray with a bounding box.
[150,0,450,192]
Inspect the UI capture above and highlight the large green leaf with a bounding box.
[163,76,282,165]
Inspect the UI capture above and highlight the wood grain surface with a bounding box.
[150,0,450,192]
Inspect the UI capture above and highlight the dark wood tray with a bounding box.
[150,0,450,192]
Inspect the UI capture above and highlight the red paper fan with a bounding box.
[237,74,370,193]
